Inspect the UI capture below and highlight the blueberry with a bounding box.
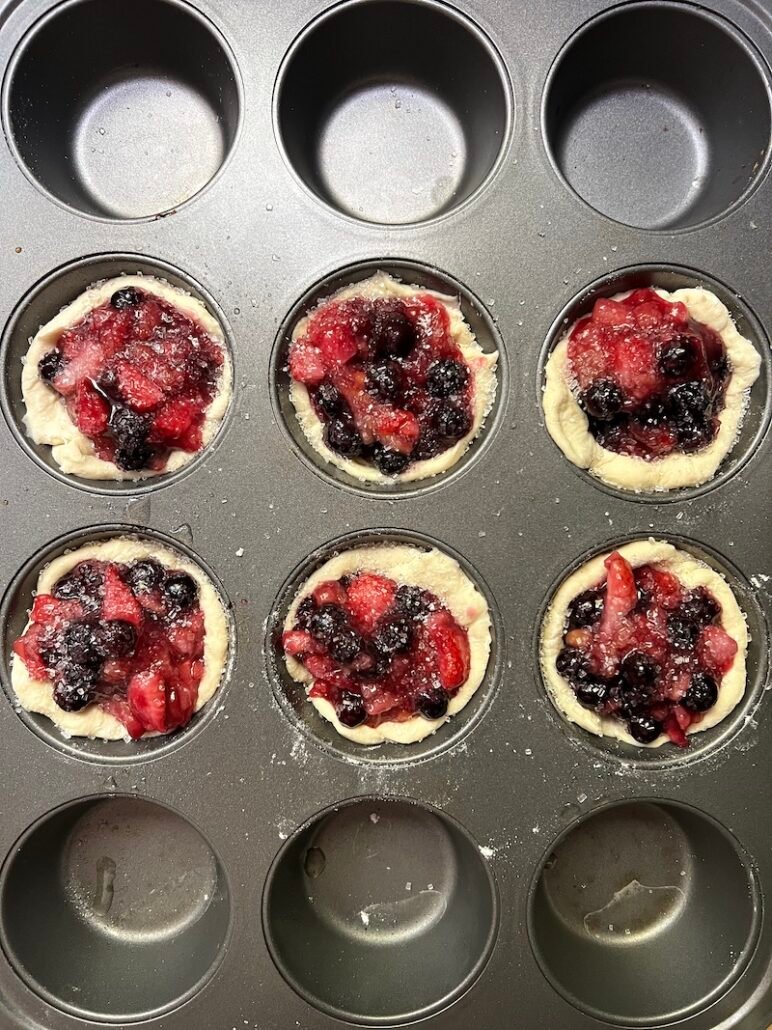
[314,383,343,419]
[678,590,720,626]
[676,418,714,452]
[395,584,428,618]
[627,712,662,744]
[115,440,153,471]
[295,596,317,630]
[668,381,711,422]
[619,651,659,690]
[126,558,163,593]
[110,406,150,443]
[555,647,590,685]
[374,617,413,656]
[426,359,469,398]
[369,304,416,357]
[416,686,449,720]
[372,445,410,476]
[366,361,402,402]
[567,589,604,628]
[328,627,362,663]
[53,562,104,604]
[435,403,471,439]
[111,287,142,309]
[61,622,102,667]
[667,613,699,650]
[575,679,611,709]
[659,336,694,377]
[710,352,729,382]
[326,417,363,457]
[53,678,96,712]
[307,604,345,643]
[412,427,443,461]
[682,671,719,713]
[337,689,366,727]
[163,572,198,610]
[93,620,136,659]
[38,349,66,384]
[581,379,624,420]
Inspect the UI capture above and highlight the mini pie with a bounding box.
[11,537,229,741]
[540,539,748,748]
[543,286,761,491]
[280,544,492,744]
[22,275,232,480]
[287,272,498,483]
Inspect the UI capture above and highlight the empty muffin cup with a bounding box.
[529,800,761,1026]
[263,796,498,1025]
[274,0,511,225]
[0,796,230,1022]
[2,0,241,219]
[543,2,772,230]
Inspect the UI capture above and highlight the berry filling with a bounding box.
[38,286,225,472]
[282,572,471,728]
[567,289,730,459]
[288,293,475,475]
[13,557,206,739]
[556,551,738,746]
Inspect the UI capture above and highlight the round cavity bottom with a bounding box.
[529,801,760,1026]
[0,796,230,1021]
[262,796,498,1025]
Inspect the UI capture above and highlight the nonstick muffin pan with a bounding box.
[0,0,770,1028]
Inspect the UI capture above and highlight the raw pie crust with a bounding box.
[289,272,498,484]
[543,288,761,491]
[22,275,233,480]
[283,544,492,744]
[10,537,230,741]
[540,539,748,748]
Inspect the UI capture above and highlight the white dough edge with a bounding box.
[282,544,492,745]
[539,539,749,748]
[288,272,498,484]
[542,288,762,491]
[10,537,230,741]
[21,275,233,481]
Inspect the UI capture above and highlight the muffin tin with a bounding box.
[0,0,769,1028]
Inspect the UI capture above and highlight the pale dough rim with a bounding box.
[10,537,230,741]
[21,275,233,481]
[539,538,748,748]
[282,544,492,745]
[542,288,762,492]
[288,272,498,484]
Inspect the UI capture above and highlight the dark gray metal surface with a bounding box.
[0,0,769,1028]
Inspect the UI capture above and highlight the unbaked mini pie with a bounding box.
[540,540,748,748]
[280,544,491,744]
[287,272,498,484]
[22,276,232,480]
[11,537,229,740]
[543,286,761,491]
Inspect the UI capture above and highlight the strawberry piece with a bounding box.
[612,334,658,403]
[289,341,326,385]
[167,610,205,658]
[663,713,689,748]
[282,629,320,657]
[30,594,83,625]
[150,397,199,445]
[698,625,738,675]
[345,573,396,633]
[312,580,347,607]
[334,366,420,453]
[73,379,109,435]
[12,629,50,680]
[134,299,162,340]
[101,696,146,739]
[592,297,634,328]
[113,358,165,412]
[651,569,683,610]
[599,552,638,634]
[102,566,142,626]
[426,610,470,690]
[127,669,169,733]
[165,670,197,728]
[316,325,358,367]
[52,340,104,396]
[177,420,203,452]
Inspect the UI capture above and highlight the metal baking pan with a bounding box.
[0,0,769,1027]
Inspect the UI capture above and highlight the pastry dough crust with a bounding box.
[283,544,492,744]
[10,537,230,741]
[289,272,498,484]
[543,288,761,491]
[540,539,748,747]
[22,275,233,481]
